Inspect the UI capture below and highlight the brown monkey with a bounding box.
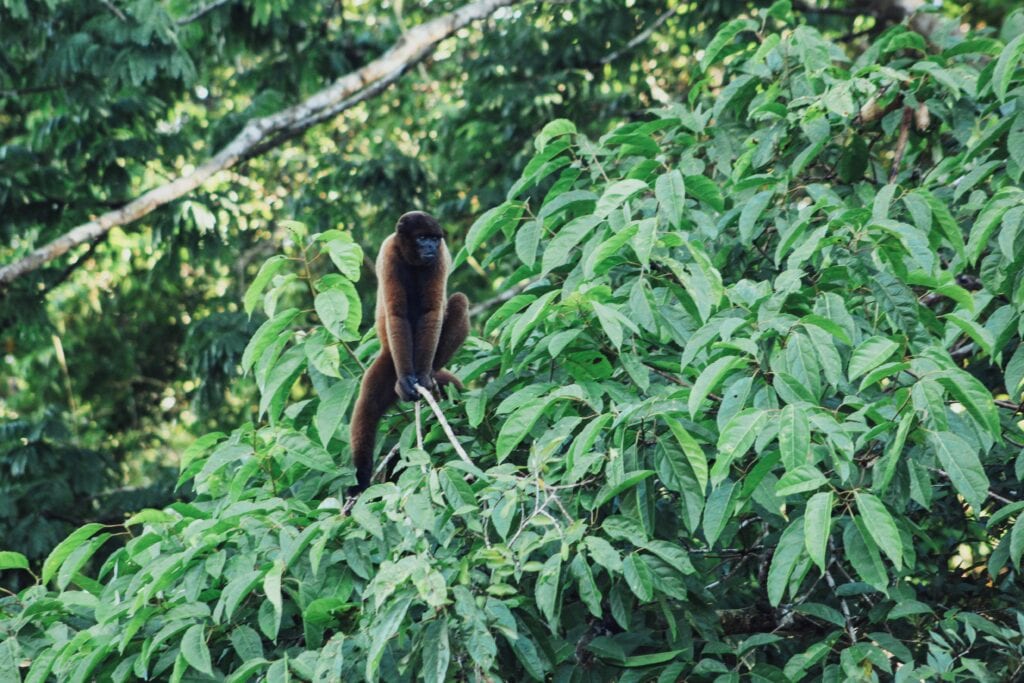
[349,211,469,492]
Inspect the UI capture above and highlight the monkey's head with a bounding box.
[396,211,444,267]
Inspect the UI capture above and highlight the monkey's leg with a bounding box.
[349,351,398,492]
[432,293,470,389]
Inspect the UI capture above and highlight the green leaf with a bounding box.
[775,465,828,496]
[703,481,736,548]
[655,170,685,229]
[536,554,562,624]
[466,203,520,255]
[800,314,852,346]
[848,336,900,381]
[262,559,284,641]
[844,518,889,592]
[366,596,413,681]
[1006,344,1024,399]
[240,308,300,374]
[623,553,654,601]
[515,218,543,267]
[689,355,747,418]
[622,650,685,667]
[535,118,577,151]
[946,314,995,357]
[1011,516,1024,569]
[767,518,805,606]
[778,404,811,471]
[994,32,1024,101]
[496,401,549,462]
[804,491,833,572]
[584,223,638,278]
[0,639,20,683]
[685,174,725,211]
[244,255,288,316]
[854,491,903,570]
[631,217,657,268]
[927,431,990,513]
[314,290,350,339]
[315,379,357,448]
[124,509,174,526]
[320,236,363,281]
[595,179,648,218]
[713,408,768,485]
[665,418,708,491]
[0,551,29,571]
[738,190,773,244]
[585,536,623,573]
[642,539,696,575]
[41,522,103,585]
[913,190,965,262]
[541,215,602,274]
[422,620,451,683]
[933,370,1001,440]
[258,344,306,423]
[571,555,603,617]
[701,18,757,70]
[181,624,213,676]
[595,470,656,507]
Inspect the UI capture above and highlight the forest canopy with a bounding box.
[3,0,1024,680]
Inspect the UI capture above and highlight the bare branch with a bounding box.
[0,0,519,286]
[600,5,681,65]
[177,0,232,25]
[468,277,539,318]
[414,383,473,469]
[100,0,128,22]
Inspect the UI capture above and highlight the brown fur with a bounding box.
[349,212,469,491]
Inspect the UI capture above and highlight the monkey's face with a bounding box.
[396,211,445,267]
[413,233,442,264]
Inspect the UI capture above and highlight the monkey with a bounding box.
[348,211,469,493]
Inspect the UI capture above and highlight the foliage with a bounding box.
[0,0,705,561]
[6,3,1024,682]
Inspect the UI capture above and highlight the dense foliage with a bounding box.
[5,1,1024,682]
[0,0,696,565]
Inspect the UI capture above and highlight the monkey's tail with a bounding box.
[433,369,464,391]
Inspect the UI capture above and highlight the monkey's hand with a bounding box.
[417,373,437,393]
[395,375,421,402]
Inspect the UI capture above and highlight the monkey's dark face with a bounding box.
[396,211,445,267]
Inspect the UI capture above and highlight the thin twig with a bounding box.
[415,400,423,450]
[414,384,473,468]
[100,0,128,22]
[995,399,1022,413]
[930,467,1014,506]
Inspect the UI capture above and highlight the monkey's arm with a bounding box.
[413,304,443,388]
[412,250,449,387]
[379,242,415,380]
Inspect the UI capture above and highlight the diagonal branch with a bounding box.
[0,0,519,287]
[177,0,233,25]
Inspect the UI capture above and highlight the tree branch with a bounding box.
[176,0,233,25]
[600,5,681,65]
[468,277,539,318]
[0,0,519,287]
